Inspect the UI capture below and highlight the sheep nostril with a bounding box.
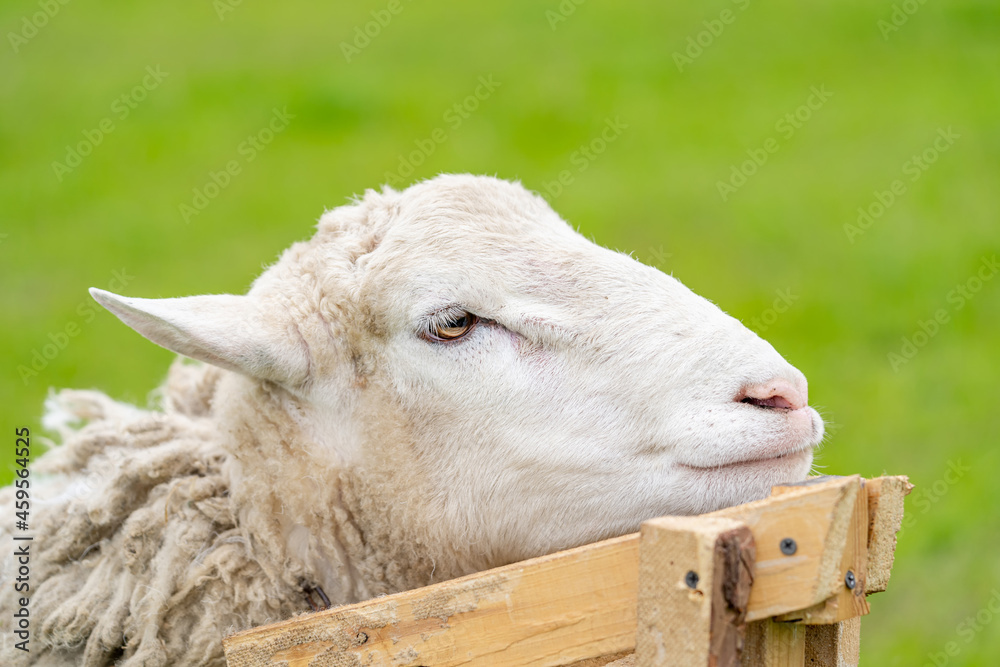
[737,378,807,411]
[741,395,794,410]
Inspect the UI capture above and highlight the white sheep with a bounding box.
[0,174,823,666]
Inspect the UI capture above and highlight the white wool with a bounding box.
[0,175,823,665]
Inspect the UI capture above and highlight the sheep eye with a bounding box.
[428,311,478,341]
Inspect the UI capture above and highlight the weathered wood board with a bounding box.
[223,475,909,667]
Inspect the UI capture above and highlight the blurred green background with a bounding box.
[2,1,998,664]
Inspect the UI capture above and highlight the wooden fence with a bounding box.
[223,474,910,667]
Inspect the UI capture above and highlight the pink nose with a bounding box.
[737,378,808,411]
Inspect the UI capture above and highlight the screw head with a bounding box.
[780,538,797,555]
[845,570,856,590]
[684,570,700,589]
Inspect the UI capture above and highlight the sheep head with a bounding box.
[91,174,823,571]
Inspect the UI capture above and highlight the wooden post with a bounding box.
[804,618,861,667]
[636,517,754,667]
[741,620,806,666]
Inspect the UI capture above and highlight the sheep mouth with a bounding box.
[676,447,812,473]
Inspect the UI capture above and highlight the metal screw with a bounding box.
[685,570,699,589]
[845,570,856,590]
[780,538,797,555]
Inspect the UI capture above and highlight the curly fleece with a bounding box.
[0,362,305,666]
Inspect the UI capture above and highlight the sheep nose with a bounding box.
[737,377,808,411]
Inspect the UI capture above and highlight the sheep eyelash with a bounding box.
[420,305,481,342]
[423,304,468,328]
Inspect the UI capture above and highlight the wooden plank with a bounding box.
[224,534,641,667]
[741,620,805,666]
[773,479,869,624]
[776,474,910,593]
[225,476,883,667]
[635,517,754,667]
[764,621,806,666]
[708,476,863,621]
[804,617,861,667]
[565,651,634,667]
[863,476,912,593]
[741,621,765,666]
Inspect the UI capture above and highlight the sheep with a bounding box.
[0,174,824,666]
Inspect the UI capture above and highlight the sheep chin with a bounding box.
[671,448,815,513]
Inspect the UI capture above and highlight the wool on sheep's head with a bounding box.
[91,174,824,572]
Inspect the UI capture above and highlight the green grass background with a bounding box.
[2,1,998,664]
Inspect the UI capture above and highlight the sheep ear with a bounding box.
[89,288,309,386]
